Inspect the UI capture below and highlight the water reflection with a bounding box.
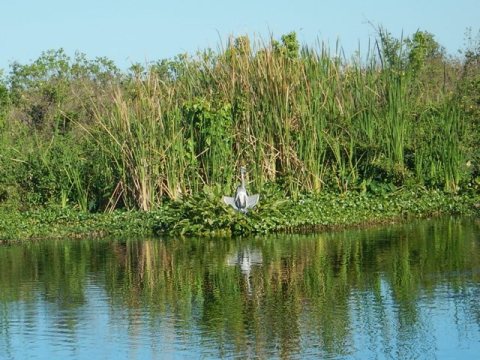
[0,217,479,359]
[226,247,262,295]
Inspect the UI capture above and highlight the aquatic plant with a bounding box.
[0,30,478,212]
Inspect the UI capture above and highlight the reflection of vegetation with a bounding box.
[1,218,479,358]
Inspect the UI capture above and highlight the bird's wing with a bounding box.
[223,196,239,210]
[246,194,260,209]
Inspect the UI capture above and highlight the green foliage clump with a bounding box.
[150,187,479,237]
[272,31,300,59]
[0,188,478,241]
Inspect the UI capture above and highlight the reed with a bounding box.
[1,31,475,211]
[83,34,471,209]
[87,75,186,210]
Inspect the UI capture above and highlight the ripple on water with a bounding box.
[1,218,480,359]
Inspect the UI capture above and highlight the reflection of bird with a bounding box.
[223,167,259,213]
[225,248,263,296]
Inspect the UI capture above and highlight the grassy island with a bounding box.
[0,29,479,241]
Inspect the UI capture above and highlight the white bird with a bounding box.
[223,166,259,213]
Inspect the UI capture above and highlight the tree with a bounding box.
[406,30,444,73]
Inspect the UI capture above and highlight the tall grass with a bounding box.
[1,32,474,211]
[85,76,186,210]
[414,103,466,192]
[82,35,470,210]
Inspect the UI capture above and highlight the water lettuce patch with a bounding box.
[0,189,478,242]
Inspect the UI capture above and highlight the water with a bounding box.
[1,217,479,359]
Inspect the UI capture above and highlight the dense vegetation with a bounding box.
[0,28,479,237]
[0,188,475,240]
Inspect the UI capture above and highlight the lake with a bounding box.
[1,217,479,359]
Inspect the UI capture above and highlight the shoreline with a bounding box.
[1,189,478,243]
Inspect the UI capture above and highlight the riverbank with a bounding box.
[1,31,479,219]
[1,189,478,243]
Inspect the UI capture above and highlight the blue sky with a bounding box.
[1,0,478,70]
